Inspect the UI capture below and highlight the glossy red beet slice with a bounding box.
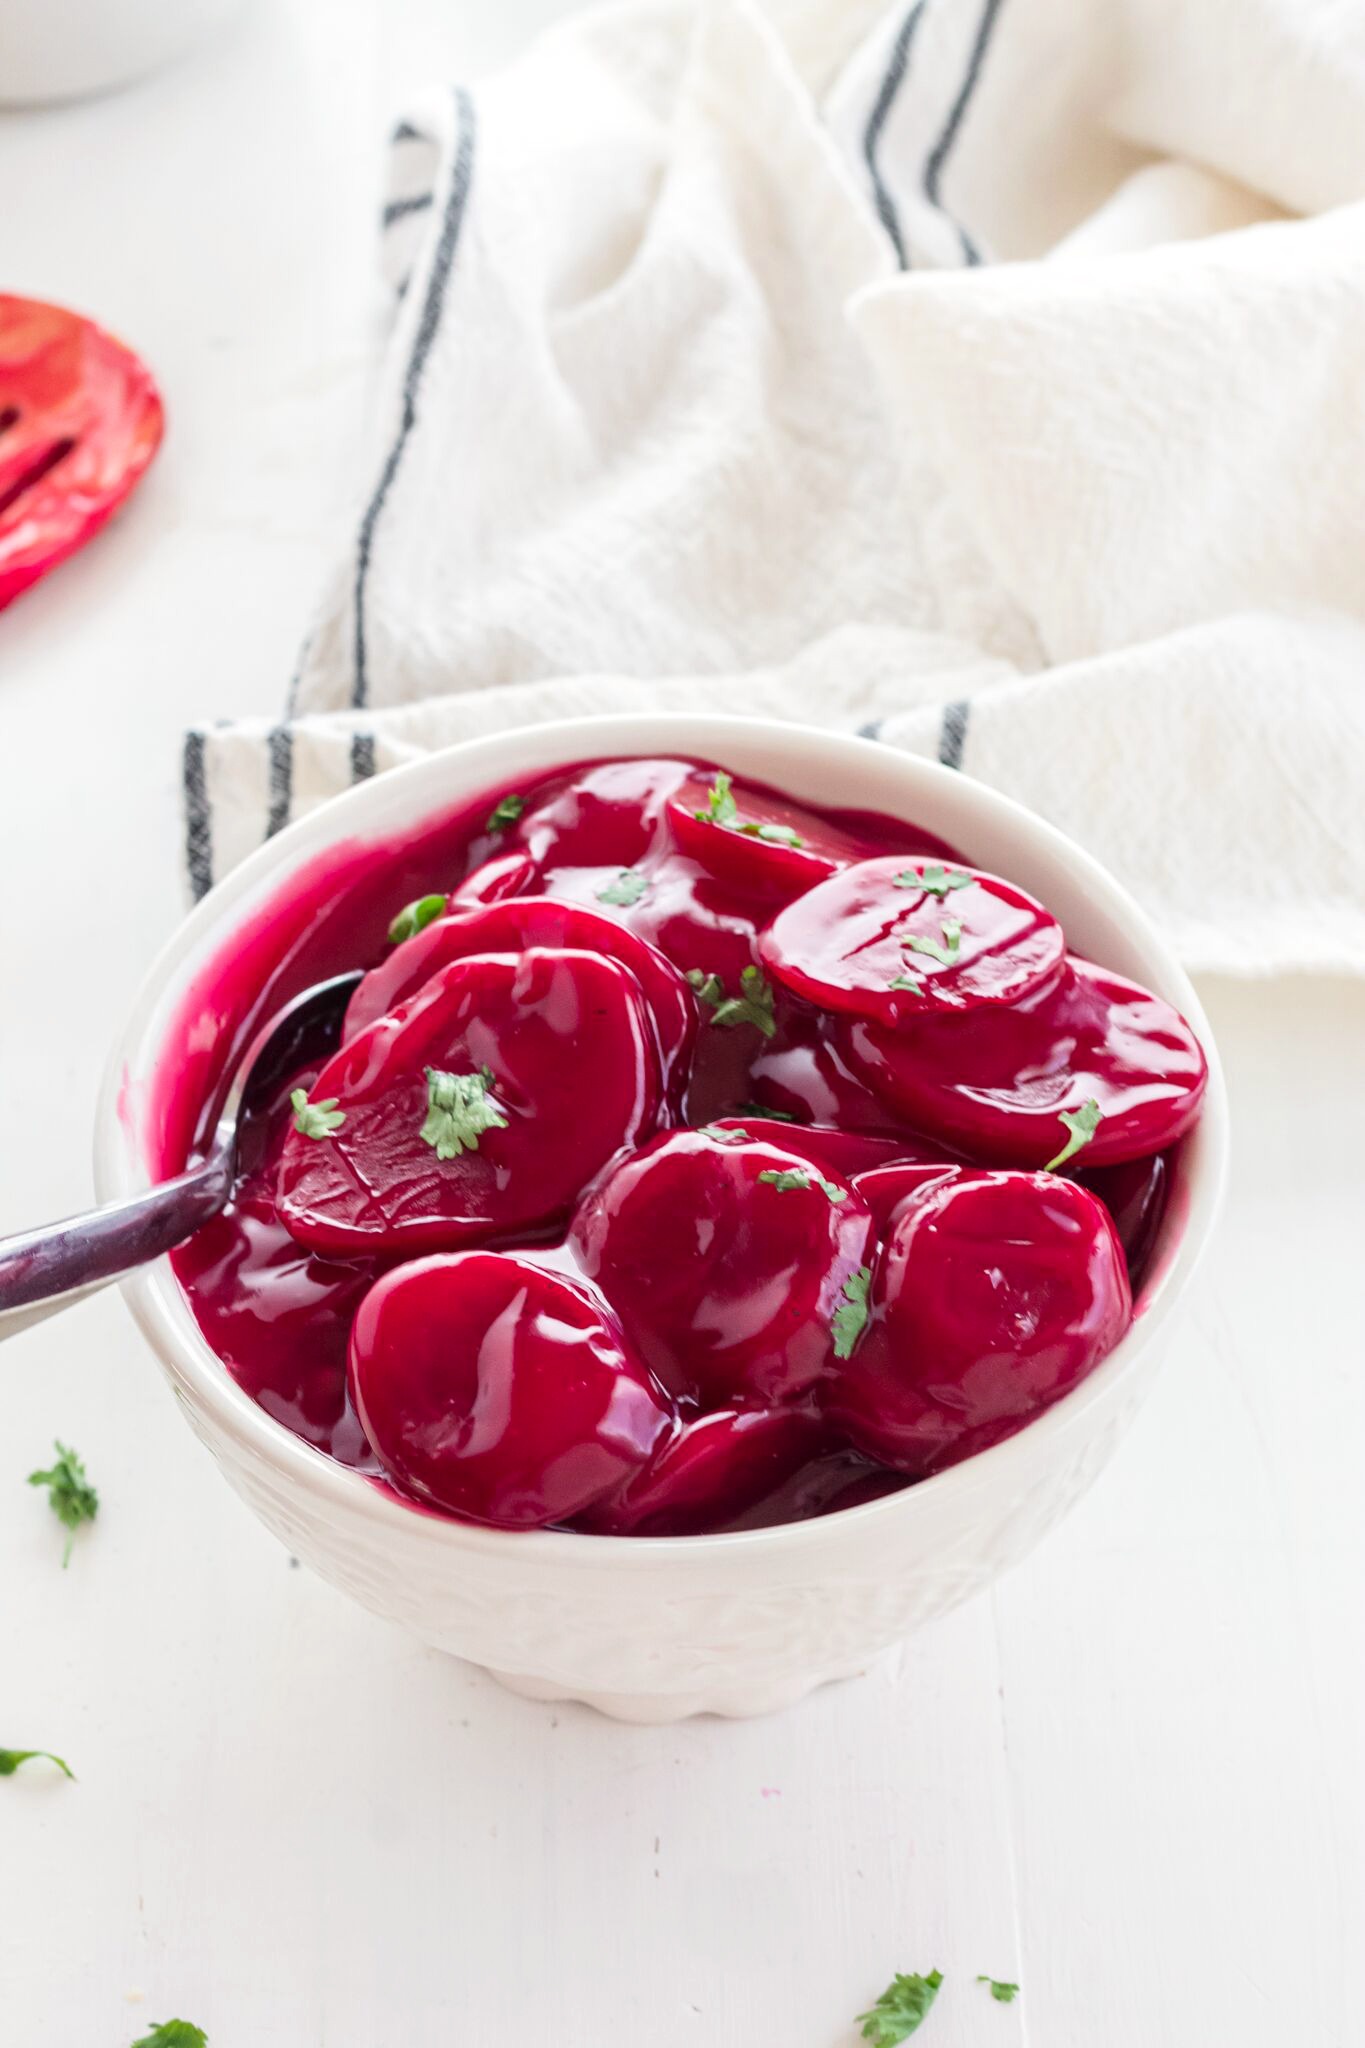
[573,1405,826,1536]
[760,855,1064,1024]
[827,1171,1131,1477]
[518,757,692,872]
[344,897,694,1103]
[280,948,661,1256]
[1081,1151,1170,1291]
[841,956,1208,1168]
[349,1253,672,1526]
[570,1129,874,1409]
[703,1116,940,1182]
[667,769,866,898]
[450,848,540,905]
[850,1160,967,1230]
[737,1005,923,1134]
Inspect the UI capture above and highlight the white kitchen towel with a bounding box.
[186,0,1365,974]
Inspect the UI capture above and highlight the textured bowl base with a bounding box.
[485,1655,881,1723]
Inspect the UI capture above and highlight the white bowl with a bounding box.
[96,715,1227,1722]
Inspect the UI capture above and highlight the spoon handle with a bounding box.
[0,1154,231,1342]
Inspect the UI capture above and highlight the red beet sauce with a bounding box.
[163,756,1204,1535]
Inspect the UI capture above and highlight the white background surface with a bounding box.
[1,3,1361,2042]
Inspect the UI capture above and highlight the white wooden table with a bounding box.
[1,5,1361,2041]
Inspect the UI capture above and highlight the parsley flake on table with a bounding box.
[977,1976,1020,2003]
[129,2022,209,2048]
[1043,1097,1103,1172]
[904,917,962,967]
[597,869,649,908]
[685,965,776,1038]
[485,793,526,833]
[895,863,971,897]
[857,1969,944,2044]
[290,1089,346,1140]
[0,1748,74,1780]
[27,1440,98,1567]
[831,1265,873,1360]
[420,1066,508,1161]
[694,770,739,827]
[757,1168,846,1204]
[387,892,447,944]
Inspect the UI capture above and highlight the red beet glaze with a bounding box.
[165,754,1204,1536]
[828,1173,1132,1477]
[349,1254,672,1525]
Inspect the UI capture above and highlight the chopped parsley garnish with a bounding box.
[130,2023,209,2048]
[895,863,971,897]
[685,965,776,1038]
[702,1125,752,1146]
[977,1977,1020,2004]
[597,869,649,907]
[27,1441,98,1567]
[290,1089,345,1140]
[387,893,447,944]
[485,793,526,834]
[857,1970,944,2044]
[693,771,804,846]
[757,1168,846,1204]
[888,972,924,994]
[0,1748,74,1780]
[694,771,739,828]
[1044,1097,1103,1172]
[904,918,962,967]
[737,1101,796,1122]
[831,1266,873,1359]
[420,1067,508,1160]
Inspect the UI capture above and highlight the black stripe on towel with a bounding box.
[183,729,213,902]
[937,699,971,769]
[353,85,477,711]
[265,724,294,838]
[922,0,1007,264]
[350,731,377,782]
[382,193,434,229]
[861,0,931,269]
[858,718,886,741]
[391,120,426,144]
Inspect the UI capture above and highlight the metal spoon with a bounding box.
[0,970,362,1342]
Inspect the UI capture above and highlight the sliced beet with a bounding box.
[738,1008,923,1134]
[279,948,661,1256]
[666,769,866,899]
[759,855,1064,1024]
[518,757,692,872]
[349,1253,673,1526]
[343,897,695,1105]
[569,1129,874,1409]
[850,1160,967,1230]
[841,955,1208,1169]
[1080,1150,1171,1290]
[573,1405,826,1536]
[450,848,540,906]
[827,1171,1132,1477]
[702,1116,940,1182]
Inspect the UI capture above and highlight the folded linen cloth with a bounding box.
[188,0,1365,974]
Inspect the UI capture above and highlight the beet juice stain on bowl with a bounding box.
[160,755,1210,1545]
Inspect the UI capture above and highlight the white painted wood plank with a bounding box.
[1,3,1360,2043]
